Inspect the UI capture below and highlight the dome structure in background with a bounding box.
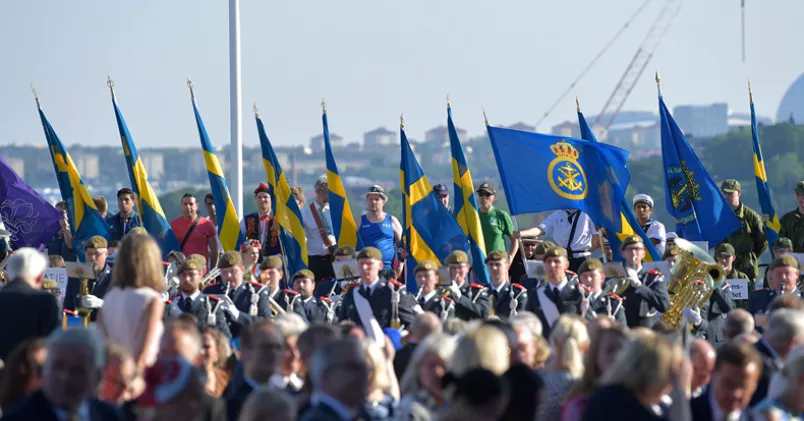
[777,73,804,124]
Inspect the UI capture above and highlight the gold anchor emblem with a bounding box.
[548,141,588,201]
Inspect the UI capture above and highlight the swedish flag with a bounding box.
[188,84,244,252]
[447,106,490,285]
[255,112,308,274]
[400,119,469,293]
[109,83,180,258]
[322,104,363,249]
[749,85,780,250]
[37,99,109,258]
[577,107,659,262]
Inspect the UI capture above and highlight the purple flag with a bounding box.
[0,155,61,249]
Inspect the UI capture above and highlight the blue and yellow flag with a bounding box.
[188,84,244,252]
[447,106,490,285]
[749,85,780,251]
[322,104,363,250]
[659,93,741,245]
[36,98,109,258]
[109,83,180,258]
[400,119,469,293]
[255,112,308,274]
[577,108,659,262]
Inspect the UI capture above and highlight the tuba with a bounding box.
[661,238,725,328]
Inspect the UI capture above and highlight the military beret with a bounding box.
[356,247,383,261]
[414,260,438,273]
[577,259,603,275]
[42,279,58,290]
[260,255,284,270]
[126,227,148,238]
[446,250,468,265]
[334,245,357,258]
[662,246,682,260]
[770,255,800,271]
[794,181,804,194]
[543,246,568,260]
[774,237,794,250]
[292,269,315,282]
[485,249,509,263]
[178,254,207,273]
[84,235,108,249]
[218,251,243,269]
[620,235,644,250]
[715,243,735,257]
[533,241,557,256]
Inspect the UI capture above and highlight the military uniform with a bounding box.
[63,235,114,321]
[416,293,455,321]
[720,180,767,282]
[524,247,583,337]
[779,181,804,253]
[691,281,734,345]
[488,283,527,318]
[300,296,334,324]
[618,235,671,328]
[165,292,232,338]
[575,259,626,325]
[443,251,490,321]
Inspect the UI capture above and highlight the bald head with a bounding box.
[690,339,716,392]
[410,312,442,343]
[723,309,755,341]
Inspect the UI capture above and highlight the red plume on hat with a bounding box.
[253,183,271,195]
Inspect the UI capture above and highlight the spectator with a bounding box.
[48,255,65,269]
[93,195,108,219]
[438,369,510,421]
[722,309,756,342]
[201,326,231,398]
[511,318,536,367]
[169,193,218,268]
[358,186,403,277]
[226,321,285,421]
[690,342,762,421]
[0,339,46,411]
[45,201,74,262]
[274,313,308,393]
[300,338,370,421]
[394,312,441,379]
[238,388,297,421]
[361,339,399,420]
[533,335,552,370]
[538,315,590,421]
[750,308,804,406]
[688,339,716,398]
[296,325,341,410]
[396,334,458,421]
[476,181,518,258]
[203,193,217,227]
[107,188,141,242]
[0,248,59,361]
[136,355,226,421]
[500,364,545,421]
[99,342,139,404]
[448,325,510,377]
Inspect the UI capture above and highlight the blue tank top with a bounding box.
[359,214,395,269]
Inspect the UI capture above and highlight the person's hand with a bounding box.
[222,296,240,319]
[384,336,396,362]
[81,294,104,309]
[629,276,642,288]
[683,306,702,326]
[512,230,522,240]
[673,355,693,399]
[580,294,590,316]
[448,281,462,299]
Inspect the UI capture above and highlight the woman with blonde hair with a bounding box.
[394,333,458,421]
[537,315,590,421]
[447,324,511,377]
[98,233,165,369]
[362,338,400,419]
[202,326,232,397]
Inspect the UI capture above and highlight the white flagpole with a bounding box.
[229,0,244,217]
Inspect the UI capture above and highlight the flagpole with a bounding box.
[229,0,243,217]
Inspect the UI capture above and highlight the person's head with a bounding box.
[240,240,262,268]
[410,312,443,343]
[5,247,47,288]
[689,338,716,392]
[117,188,136,215]
[773,237,795,256]
[569,324,629,399]
[0,338,46,410]
[254,183,272,213]
[531,241,556,262]
[356,247,383,283]
[722,309,755,341]
[769,255,801,292]
[361,339,392,394]
[99,342,137,404]
[364,185,388,214]
[202,326,231,369]
[42,328,106,411]
[297,324,340,373]
[510,311,543,339]
[433,184,449,208]
[274,313,308,377]
[518,238,538,258]
[444,368,510,421]
[218,251,245,289]
[290,186,305,209]
[241,321,285,383]
[796,181,804,211]
[292,269,316,299]
[549,315,590,378]
[238,388,297,421]
[203,193,215,219]
[769,294,804,313]
[715,243,737,273]
[775,347,804,412]
[578,259,605,293]
[48,255,66,269]
[543,247,569,284]
[160,318,204,366]
[177,254,207,295]
[55,200,68,219]
[620,235,646,267]
[632,194,654,224]
[764,309,804,359]
[448,325,511,377]
[721,179,742,209]
[709,341,762,414]
[485,250,510,287]
[308,338,370,408]
[314,176,329,204]
[414,260,440,295]
[332,245,356,262]
[111,233,165,292]
[476,181,496,211]
[446,251,470,286]
[510,320,535,367]
[399,333,458,398]
[93,195,108,217]
[84,235,109,273]
[259,256,284,288]
[180,193,198,219]
[662,246,682,267]
[500,364,545,421]
[533,335,551,370]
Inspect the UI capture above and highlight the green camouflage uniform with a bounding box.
[722,203,767,283]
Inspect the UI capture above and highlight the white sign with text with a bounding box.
[728,278,749,300]
[44,268,69,306]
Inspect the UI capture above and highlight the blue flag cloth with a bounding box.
[749,87,780,251]
[0,154,62,249]
[577,110,660,262]
[659,96,740,245]
[322,109,364,250]
[486,126,630,233]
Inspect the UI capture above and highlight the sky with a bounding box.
[1,0,802,149]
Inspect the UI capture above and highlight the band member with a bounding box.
[165,254,231,338]
[338,247,416,329]
[293,269,334,324]
[619,235,670,328]
[444,250,489,321]
[525,247,583,337]
[313,245,358,299]
[747,255,803,319]
[203,251,271,338]
[257,255,306,320]
[577,259,626,325]
[413,260,455,321]
[662,246,682,268]
[486,250,527,318]
[63,236,113,320]
[690,277,734,346]
[241,183,282,258]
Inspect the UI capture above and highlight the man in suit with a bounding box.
[690,342,762,421]
[204,250,272,337]
[300,338,370,421]
[63,235,113,318]
[444,250,490,321]
[576,259,627,325]
[0,248,60,361]
[525,246,582,337]
[486,250,527,319]
[258,255,307,320]
[164,254,231,338]
[412,260,455,321]
[293,269,334,324]
[1,328,124,421]
[749,308,804,407]
[619,235,671,328]
[747,255,804,325]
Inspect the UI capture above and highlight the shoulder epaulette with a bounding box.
[442,295,454,303]
[388,279,404,288]
[319,296,333,304]
[607,293,623,302]
[512,283,526,290]
[249,281,264,289]
[63,309,78,316]
[208,295,221,302]
[469,283,486,289]
[206,281,220,287]
[284,289,299,296]
[648,269,661,276]
[566,270,578,276]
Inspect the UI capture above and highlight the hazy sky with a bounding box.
[1,0,802,149]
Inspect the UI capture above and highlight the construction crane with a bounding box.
[594,0,683,130]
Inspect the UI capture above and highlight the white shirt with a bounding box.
[538,210,595,256]
[421,290,437,303]
[709,385,741,421]
[360,277,381,295]
[301,202,336,256]
[642,219,667,256]
[180,290,202,304]
[491,281,508,295]
[546,278,568,294]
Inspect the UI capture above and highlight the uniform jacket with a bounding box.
[301,296,335,324]
[164,292,232,338]
[338,279,416,329]
[488,282,528,319]
[691,281,734,343]
[417,293,455,321]
[584,290,627,326]
[779,209,804,253]
[622,268,671,328]
[747,288,804,315]
[63,263,113,320]
[721,203,767,281]
[453,282,490,320]
[525,278,583,337]
[203,281,272,338]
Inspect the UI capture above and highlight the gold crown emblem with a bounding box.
[550,141,579,160]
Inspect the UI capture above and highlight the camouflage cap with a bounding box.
[356,247,383,261]
[178,254,207,273]
[715,243,735,257]
[774,237,794,250]
[333,245,357,258]
[446,250,468,265]
[770,255,800,271]
[577,259,603,275]
[414,260,438,274]
[620,235,644,251]
[260,255,284,270]
[795,181,804,194]
[292,269,315,282]
[720,179,742,193]
[533,241,557,255]
[485,249,509,263]
[84,235,108,250]
[543,246,568,260]
[218,251,243,269]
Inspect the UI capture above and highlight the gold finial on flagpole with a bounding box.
[748,81,754,105]
[482,108,489,126]
[31,83,41,109]
[321,98,327,114]
[655,71,662,96]
[576,96,581,113]
[187,78,195,99]
[107,76,115,98]
[447,94,451,109]
[400,114,405,130]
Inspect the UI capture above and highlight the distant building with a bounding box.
[74,153,100,179]
[6,158,24,179]
[777,72,804,125]
[505,122,536,132]
[551,121,579,139]
[425,125,467,145]
[363,127,397,152]
[310,133,344,153]
[607,122,660,151]
[141,152,165,180]
[673,103,728,138]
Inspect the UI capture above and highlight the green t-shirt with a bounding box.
[479,207,514,253]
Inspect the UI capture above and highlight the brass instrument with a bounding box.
[390,282,402,329]
[78,278,91,327]
[489,293,497,319]
[661,238,725,328]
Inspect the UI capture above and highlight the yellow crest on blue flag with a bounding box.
[548,141,588,200]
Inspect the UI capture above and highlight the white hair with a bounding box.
[46,327,106,369]
[511,311,544,338]
[274,313,308,338]
[766,309,804,348]
[5,247,47,282]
